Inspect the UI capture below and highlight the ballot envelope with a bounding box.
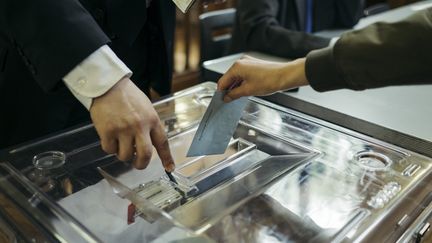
[1,82,432,242]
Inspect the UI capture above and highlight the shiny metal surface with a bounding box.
[0,162,100,242]
[1,82,432,242]
[154,83,214,137]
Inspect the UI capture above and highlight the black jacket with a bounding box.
[0,0,175,148]
[230,0,364,58]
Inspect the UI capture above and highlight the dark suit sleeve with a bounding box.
[305,8,432,92]
[0,0,110,92]
[232,0,330,58]
[334,0,364,27]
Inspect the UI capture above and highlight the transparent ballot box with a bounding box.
[2,82,432,242]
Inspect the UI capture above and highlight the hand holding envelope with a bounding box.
[173,0,247,157]
[187,82,248,157]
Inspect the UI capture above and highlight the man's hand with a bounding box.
[217,56,309,102]
[90,77,175,171]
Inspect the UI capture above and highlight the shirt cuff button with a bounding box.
[77,78,87,87]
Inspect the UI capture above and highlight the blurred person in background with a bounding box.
[219,8,432,101]
[230,0,365,58]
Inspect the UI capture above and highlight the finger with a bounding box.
[151,123,175,172]
[100,137,118,154]
[217,73,235,91]
[224,83,249,102]
[217,65,239,91]
[116,135,135,162]
[134,133,153,170]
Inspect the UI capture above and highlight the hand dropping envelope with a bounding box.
[172,0,197,13]
[187,91,248,157]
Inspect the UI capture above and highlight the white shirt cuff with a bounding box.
[329,37,340,47]
[63,45,132,110]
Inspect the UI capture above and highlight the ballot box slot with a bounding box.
[170,152,320,233]
[170,138,258,197]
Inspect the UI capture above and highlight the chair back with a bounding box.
[199,8,236,64]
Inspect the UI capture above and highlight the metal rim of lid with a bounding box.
[194,92,214,106]
[32,151,66,170]
[353,151,393,171]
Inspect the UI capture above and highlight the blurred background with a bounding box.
[170,0,421,93]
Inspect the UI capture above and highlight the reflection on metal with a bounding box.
[194,91,214,106]
[173,138,258,195]
[367,181,401,209]
[416,222,431,241]
[398,214,410,227]
[331,209,370,243]
[98,167,175,223]
[134,180,183,212]
[32,151,66,170]
[2,83,432,242]
[0,162,101,242]
[396,193,432,243]
[353,151,393,171]
[403,163,422,177]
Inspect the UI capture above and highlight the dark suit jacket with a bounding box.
[0,0,175,148]
[230,0,364,58]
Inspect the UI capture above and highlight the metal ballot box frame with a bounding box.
[1,82,432,242]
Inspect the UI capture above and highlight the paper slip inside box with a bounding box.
[187,90,248,157]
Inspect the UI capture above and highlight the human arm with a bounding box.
[0,0,175,170]
[63,45,132,109]
[219,8,432,100]
[63,46,175,170]
[0,0,109,91]
[307,7,432,91]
